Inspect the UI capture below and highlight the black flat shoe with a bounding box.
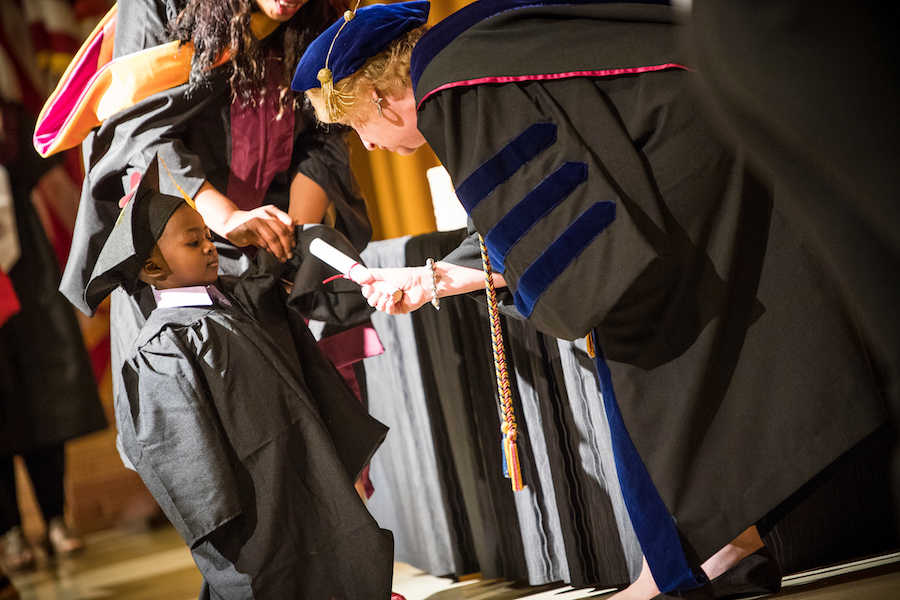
[653,582,714,599]
[710,546,782,599]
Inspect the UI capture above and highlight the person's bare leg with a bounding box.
[609,557,660,600]
[608,526,764,599]
[701,526,764,580]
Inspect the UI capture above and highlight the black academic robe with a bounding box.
[0,102,106,456]
[685,0,900,526]
[116,247,393,599]
[412,0,886,591]
[62,0,371,317]
[686,0,900,404]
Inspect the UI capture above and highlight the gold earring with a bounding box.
[372,97,384,118]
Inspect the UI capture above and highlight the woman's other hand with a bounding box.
[194,182,296,261]
[221,205,296,261]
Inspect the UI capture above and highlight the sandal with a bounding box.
[0,575,21,600]
[1,528,34,572]
[46,516,83,557]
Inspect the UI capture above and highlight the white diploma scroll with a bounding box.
[309,238,402,302]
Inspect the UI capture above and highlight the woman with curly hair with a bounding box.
[65,0,372,312]
[156,0,370,262]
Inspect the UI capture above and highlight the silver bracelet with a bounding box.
[426,258,440,310]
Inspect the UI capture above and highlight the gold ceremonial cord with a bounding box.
[479,234,525,491]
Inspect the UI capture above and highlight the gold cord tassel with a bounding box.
[317,68,353,122]
[317,67,340,122]
[480,234,525,492]
[317,2,360,122]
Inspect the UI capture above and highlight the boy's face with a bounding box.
[153,205,219,289]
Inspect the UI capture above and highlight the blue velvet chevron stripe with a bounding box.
[484,162,588,274]
[593,343,708,593]
[512,200,616,318]
[453,122,557,213]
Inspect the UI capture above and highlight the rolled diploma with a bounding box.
[309,238,402,302]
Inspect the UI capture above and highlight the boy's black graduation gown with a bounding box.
[411,0,886,591]
[116,236,393,600]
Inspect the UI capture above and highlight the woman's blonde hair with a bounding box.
[307,25,429,124]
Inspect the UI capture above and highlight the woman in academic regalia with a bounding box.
[291,2,888,599]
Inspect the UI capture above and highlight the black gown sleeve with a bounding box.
[292,112,372,252]
[113,0,180,57]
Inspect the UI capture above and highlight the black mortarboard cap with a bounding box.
[84,154,188,311]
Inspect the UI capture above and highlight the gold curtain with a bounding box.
[351,0,475,241]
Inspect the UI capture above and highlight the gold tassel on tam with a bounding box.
[479,235,525,492]
[318,3,360,122]
[317,67,340,122]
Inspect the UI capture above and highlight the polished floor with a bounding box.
[3,524,900,600]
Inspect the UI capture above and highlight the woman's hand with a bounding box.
[220,205,296,261]
[194,182,296,262]
[349,266,434,315]
[347,261,501,315]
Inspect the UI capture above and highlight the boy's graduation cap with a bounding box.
[291,1,430,120]
[84,154,188,312]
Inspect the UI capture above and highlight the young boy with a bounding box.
[86,156,396,599]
